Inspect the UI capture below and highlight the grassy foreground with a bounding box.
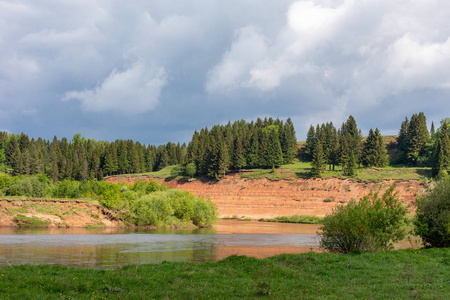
[0,249,449,299]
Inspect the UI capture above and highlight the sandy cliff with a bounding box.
[106,174,426,219]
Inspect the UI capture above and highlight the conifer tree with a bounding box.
[432,122,450,178]
[343,150,357,177]
[282,118,297,164]
[374,128,389,167]
[232,135,246,171]
[103,142,118,175]
[303,125,316,161]
[310,139,325,178]
[246,130,260,168]
[406,112,429,165]
[6,136,21,175]
[116,140,129,174]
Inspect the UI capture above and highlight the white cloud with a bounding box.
[205,26,270,93]
[206,0,450,112]
[63,61,167,114]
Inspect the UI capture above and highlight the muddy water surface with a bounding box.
[0,220,417,268]
[0,220,320,268]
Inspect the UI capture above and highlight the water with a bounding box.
[0,220,320,268]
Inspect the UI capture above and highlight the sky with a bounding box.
[1,0,450,145]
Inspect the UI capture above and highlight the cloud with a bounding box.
[2,0,450,144]
[205,26,270,92]
[63,61,167,114]
[206,0,450,108]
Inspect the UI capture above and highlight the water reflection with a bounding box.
[0,220,416,268]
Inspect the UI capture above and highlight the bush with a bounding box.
[414,180,450,248]
[192,198,218,227]
[0,173,14,190]
[52,179,81,198]
[318,184,409,253]
[131,192,174,226]
[5,176,51,198]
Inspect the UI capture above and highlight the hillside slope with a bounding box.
[106,174,425,219]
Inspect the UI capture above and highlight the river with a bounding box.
[0,220,417,268]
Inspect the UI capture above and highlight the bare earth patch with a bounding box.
[0,199,121,228]
[106,174,426,219]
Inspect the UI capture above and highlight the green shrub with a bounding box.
[183,163,196,178]
[0,172,14,190]
[192,198,218,227]
[5,176,51,198]
[169,190,196,221]
[52,179,81,198]
[414,179,450,248]
[145,180,167,193]
[131,192,174,226]
[318,184,409,253]
[97,182,122,209]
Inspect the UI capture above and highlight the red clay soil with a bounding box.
[0,199,121,228]
[106,174,426,219]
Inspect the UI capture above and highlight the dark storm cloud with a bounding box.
[1,0,449,144]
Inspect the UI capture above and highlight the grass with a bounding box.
[0,248,448,299]
[109,159,432,183]
[121,165,178,179]
[259,215,323,224]
[241,160,432,182]
[12,214,50,227]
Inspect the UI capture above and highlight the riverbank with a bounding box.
[0,248,448,299]
[0,198,120,228]
[106,175,426,219]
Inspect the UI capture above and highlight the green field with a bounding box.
[0,248,448,299]
[132,160,431,183]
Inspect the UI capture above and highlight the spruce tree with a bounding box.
[116,140,129,174]
[310,139,325,178]
[281,118,297,164]
[432,122,450,177]
[303,125,316,161]
[232,135,246,171]
[362,128,377,167]
[374,128,389,167]
[343,150,357,177]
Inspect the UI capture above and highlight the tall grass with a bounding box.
[0,248,448,299]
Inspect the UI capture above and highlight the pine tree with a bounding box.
[303,125,316,161]
[246,130,260,169]
[310,139,325,178]
[232,135,246,171]
[103,142,118,176]
[266,126,284,168]
[6,135,21,175]
[406,112,429,165]
[374,128,389,167]
[282,118,297,164]
[116,140,129,174]
[343,150,357,177]
[362,128,377,167]
[432,122,450,177]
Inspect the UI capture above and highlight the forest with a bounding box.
[303,112,449,178]
[0,113,448,181]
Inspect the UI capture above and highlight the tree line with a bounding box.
[0,117,297,181]
[302,115,388,177]
[0,132,187,181]
[186,117,297,178]
[303,112,450,178]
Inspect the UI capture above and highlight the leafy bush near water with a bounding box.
[414,179,450,248]
[318,184,409,253]
[0,173,217,228]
